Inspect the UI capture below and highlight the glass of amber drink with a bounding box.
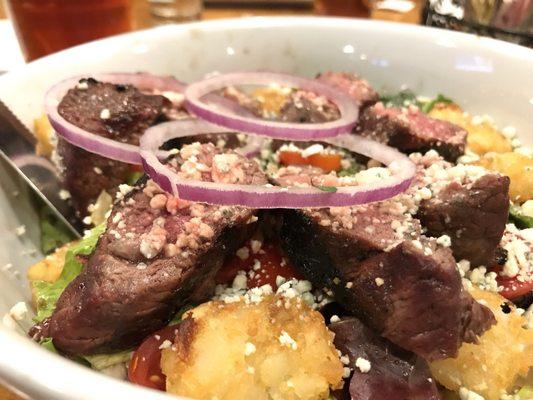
[5,0,133,62]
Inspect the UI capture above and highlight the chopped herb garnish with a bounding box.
[380,90,453,114]
[338,164,361,177]
[380,90,420,108]
[315,185,338,193]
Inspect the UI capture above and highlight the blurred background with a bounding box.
[0,0,429,71]
[0,0,530,73]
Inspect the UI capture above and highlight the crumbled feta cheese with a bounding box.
[2,263,13,272]
[59,189,71,200]
[232,273,247,291]
[250,240,262,254]
[14,225,26,236]
[355,357,371,373]
[158,340,172,350]
[375,277,384,287]
[468,267,499,292]
[354,167,391,185]
[459,387,485,400]
[236,247,250,260]
[436,234,452,248]
[9,302,27,321]
[301,144,324,158]
[76,81,89,90]
[244,342,256,356]
[136,262,147,270]
[342,367,351,378]
[100,109,111,119]
[330,315,341,323]
[279,330,298,350]
[522,200,533,218]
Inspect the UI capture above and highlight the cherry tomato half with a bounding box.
[128,324,178,391]
[496,275,533,300]
[279,151,342,173]
[489,264,533,301]
[216,241,302,288]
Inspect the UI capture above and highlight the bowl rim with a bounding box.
[1,16,532,85]
[0,16,532,400]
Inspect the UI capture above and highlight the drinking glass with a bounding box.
[148,0,203,22]
[5,0,133,62]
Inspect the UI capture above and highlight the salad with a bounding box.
[4,70,532,400]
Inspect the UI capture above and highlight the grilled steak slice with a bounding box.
[330,318,441,400]
[316,71,379,110]
[37,143,267,355]
[357,103,467,161]
[281,209,494,360]
[57,78,172,216]
[279,90,340,123]
[418,172,510,266]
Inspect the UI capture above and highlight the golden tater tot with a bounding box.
[429,103,512,155]
[477,152,533,202]
[162,295,343,400]
[430,287,533,400]
[33,114,55,157]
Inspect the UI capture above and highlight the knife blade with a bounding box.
[0,99,81,237]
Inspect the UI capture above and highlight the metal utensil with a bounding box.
[0,100,81,237]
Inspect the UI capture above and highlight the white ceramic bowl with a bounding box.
[0,16,532,400]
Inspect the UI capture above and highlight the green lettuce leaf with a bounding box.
[39,337,58,353]
[39,207,75,255]
[32,223,106,322]
[509,204,533,229]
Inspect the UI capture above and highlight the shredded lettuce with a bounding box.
[84,350,132,371]
[39,207,75,255]
[32,224,106,322]
[509,204,533,229]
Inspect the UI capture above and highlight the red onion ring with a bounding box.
[44,73,186,165]
[184,72,359,141]
[140,120,416,208]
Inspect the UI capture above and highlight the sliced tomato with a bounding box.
[279,150,342,173]
[496,275,533,300]
[128,324,178,391]
[216,241,302,288]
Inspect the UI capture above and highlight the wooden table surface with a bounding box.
[0,0,420,398]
